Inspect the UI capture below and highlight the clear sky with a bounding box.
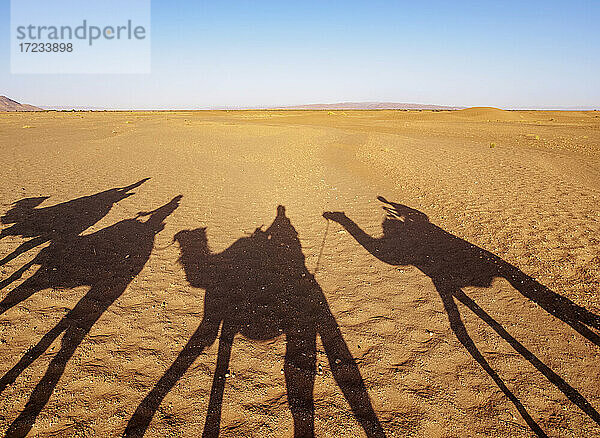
[1,0,598,109]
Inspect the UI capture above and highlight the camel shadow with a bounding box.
[323,196,600,437]
[0,179,149,294]
[125,205,385,438]
[0,195,181,438]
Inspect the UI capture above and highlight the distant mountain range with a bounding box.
[275,102,464,110]
[41,105,111,111]
[2,95,596,111]
[1,97,463,111]
[40,102,465,111]
[0,96,42,112]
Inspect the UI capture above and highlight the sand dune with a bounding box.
[0,110,599,437]
[279,102,463,110]
[453,107,524,121]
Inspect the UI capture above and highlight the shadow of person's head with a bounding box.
[125,204,386,438]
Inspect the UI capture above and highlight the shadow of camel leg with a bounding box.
[434,280,548,438]
[5,325,85,438]
[0,266,43,316]
[451,287,600,425]
[0,321,66,396]
[125,319,220,438]
[0,259,36,291]
[202,323,236,438]
[319,308,386,438]
[0,236,48,267]
[503,269,600,346]
[284,327,317,438]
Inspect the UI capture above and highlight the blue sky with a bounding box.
[1,0,598,109]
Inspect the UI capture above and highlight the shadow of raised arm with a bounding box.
[324,196,600,437]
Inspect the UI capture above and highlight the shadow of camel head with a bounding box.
[377,195,429,224]
[323,195,600,436]
[125,204,386,438]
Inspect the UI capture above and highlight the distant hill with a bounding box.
[277,102,463,110]
[0,96,42,112]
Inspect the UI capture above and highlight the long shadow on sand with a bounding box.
[0,179,149,296]
[323,196,600,437]
[125,206,385,438]
[0,196,181,437]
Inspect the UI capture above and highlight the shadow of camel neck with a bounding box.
[125,206,385,438]
[0,195,180,437]
[324,199,600,437]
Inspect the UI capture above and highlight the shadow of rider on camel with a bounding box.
[125,205,385,438]
[323,196,600,437]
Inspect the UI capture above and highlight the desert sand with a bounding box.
[0,108,599,437]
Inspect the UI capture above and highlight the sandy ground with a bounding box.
[0,108,599,437]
